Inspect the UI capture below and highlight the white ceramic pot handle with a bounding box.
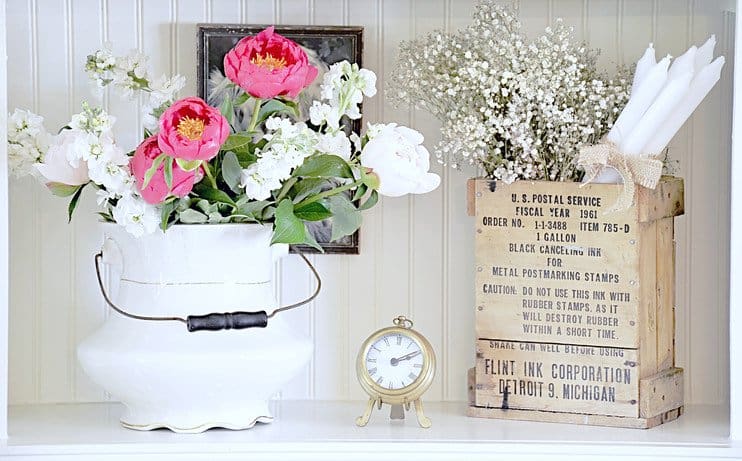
[272,242,289,263]
[100,237,123,268]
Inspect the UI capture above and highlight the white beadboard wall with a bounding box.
[5,0,734,406]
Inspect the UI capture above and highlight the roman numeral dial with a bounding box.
[364,332,424,391]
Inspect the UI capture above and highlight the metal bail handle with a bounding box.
[94,250,322,332]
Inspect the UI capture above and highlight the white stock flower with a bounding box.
[148,74,186,107]
[320,63,345,101]
[85,47,117,88]
[254,152,293,181]
[360,123,440,197]
[238,118,322,200]
[262,117,318,168]
[309,101,340,129]
[7,109,51,177]
[142,109,159,131]
[9,109,45,137]
[69,105,116,136]
[240,163,283,201]
[86,137,133,195]
[107,50,149,99]
[358,68,377,97]
[111,194,159,237]
[141,74,186,131]
[317,131,352,160]
[319,61,376,121]
[34,131,91,186]
[264,116,298,135]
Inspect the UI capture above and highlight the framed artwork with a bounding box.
[197,24,364,255]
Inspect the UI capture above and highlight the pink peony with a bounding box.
[157,97,229,162]
[224,26,318,99]
[131,136,200,204]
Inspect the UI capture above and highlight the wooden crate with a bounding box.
[465,176,684,428]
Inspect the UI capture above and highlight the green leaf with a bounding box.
[271,199,307,245]
[294,202,333,221]
[195,199,212,214]
[178,208,208,224]
[236,197,270,212]
[326,194,362,242]
[67,184,86,223]
[278,98,301,117]
[293,154,354,179]
[208,212,229,224]
[221,151,242,193]
[192,182,236,207]
[160,199,178,231]
[352,183,368,202]
[221,133,253,152]
[362,170,380,189]
[359,189,379,211]
[237,201,271,221]
[302,230,323,252]
[175,158,202,172]
[235,149,258,167]
[290,178,328,203]
[97,211,114,222]
[176,197,193,212]
[48,182,83,197]
[275,177,298,202]
[219,97,234,125]
[234,92,250,106]
[257,99,300,125]
[143,153,167,188]
[163,158,174,189]
[262,206,276,220]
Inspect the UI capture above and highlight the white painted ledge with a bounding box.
[0,401,737,460]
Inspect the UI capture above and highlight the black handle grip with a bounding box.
[186,311,268,332]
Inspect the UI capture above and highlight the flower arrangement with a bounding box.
[388,1,631,183]
[8,26,440,247]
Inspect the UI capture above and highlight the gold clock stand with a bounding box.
[355,397,432,428]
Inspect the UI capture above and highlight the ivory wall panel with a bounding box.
[6,0,734,406]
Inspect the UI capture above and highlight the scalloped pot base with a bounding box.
[121,414,275,434]
[77,224,312,433]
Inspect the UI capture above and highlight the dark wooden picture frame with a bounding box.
[197,24,364,255]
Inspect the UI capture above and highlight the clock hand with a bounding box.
[390,350,421,366]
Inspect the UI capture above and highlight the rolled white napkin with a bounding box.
[632,44,656,95]
[620,70,693,156]
[642,56,725,156]
[694,35,716,73]
[588,37,723,185]
[606,55,671,146]
[667,46,696,80]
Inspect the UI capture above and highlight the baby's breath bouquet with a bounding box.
[389,1,631,182]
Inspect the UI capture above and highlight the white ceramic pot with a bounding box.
[77,223,313,433]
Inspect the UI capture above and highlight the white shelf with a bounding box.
[0,401,736,460]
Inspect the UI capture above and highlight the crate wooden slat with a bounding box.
[474,339,639,417]
[466,368,683,429]
[467,177,684,428]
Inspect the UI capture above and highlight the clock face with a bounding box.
[364,332,424,391]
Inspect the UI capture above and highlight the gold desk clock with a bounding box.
[355,316,436,428]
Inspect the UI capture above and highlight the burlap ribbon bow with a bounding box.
[577,140,663,212]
